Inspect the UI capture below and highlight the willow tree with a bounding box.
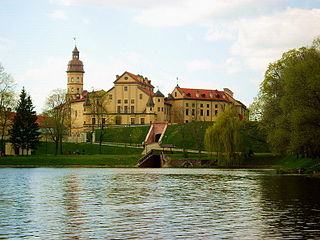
[205,106,244,166]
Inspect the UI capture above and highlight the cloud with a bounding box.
[0,37,11,52]
[49,9,68,20]
[230,8,320,71]
[225,58,242,74]
[82,18,90,24]
[186,59,216,72]
[15,56,68,112]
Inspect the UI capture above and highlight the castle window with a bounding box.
[139,94,143,99]
[215,104,218,108]
[186,109,189,116]
[175,92,177,97]
[124,99,128,104]
[117,106,121,113]
[140,118,145,124]
[131,99,135,104]
[192,103,195,107]
[109,95,112,99]
[158,107,160,111]
[207,110,210,116]
[161,107,163,112]
[124,106,128,113]
[92,118,96,125]
[124,86,128,91]
[158,99,160,102]
[200,104,203,108]
[77,88,79,93]
[117,100,121,104]
[207,104,209,108]
[192,109,195,116]
[186,103,188,107]
[186,93,191,97]
[150,107,152,111]
[215,110,218,115]
[200,109,203,116]
[71,77,74,82]
[131,118,135,125]
[131,106,134,113]
[71,88,74,92]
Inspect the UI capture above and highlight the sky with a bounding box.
[0,0,320,112]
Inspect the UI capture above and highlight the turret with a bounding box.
[66,46,84,99]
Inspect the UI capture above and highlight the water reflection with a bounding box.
[0,168,319,239]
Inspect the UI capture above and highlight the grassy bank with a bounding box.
[161,122,212,151]
[0,154,140,167]
[34,142,142,155]
[95,125,150,144]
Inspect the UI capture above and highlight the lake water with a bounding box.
[0,168,320,239]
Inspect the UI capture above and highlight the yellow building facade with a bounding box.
[67,47,247,136]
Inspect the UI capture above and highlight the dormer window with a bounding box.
[201,94,206,97]
[186,93,191,97]
[124,77,128,80]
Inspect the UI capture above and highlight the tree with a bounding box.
[85,90,112,154]
[254,39,320,158]
[205,106,244,166]
[0,63,16,155]
[43,89,71,155]
[9,88,40,155]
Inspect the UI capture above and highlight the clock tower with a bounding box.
[66,46,84,99]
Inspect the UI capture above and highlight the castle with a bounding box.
[67,46,247,137]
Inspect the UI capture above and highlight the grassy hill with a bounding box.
[161,122,213,151]
[34,142,142,155]
[96,125,150,144]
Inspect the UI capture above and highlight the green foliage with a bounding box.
[161,121,213,150]
[0,63,16,154]
[255,39,320,158]
[34,142,142,155]
[43,88,70,155]
[241,120,270,153]
[9,88,40,155]
[205,106,244,166]
[96,125,149,144]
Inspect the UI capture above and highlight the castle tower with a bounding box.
[66,46,84,99]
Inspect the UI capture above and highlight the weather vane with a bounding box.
[73,36,77,46]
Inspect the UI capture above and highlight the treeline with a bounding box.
[253,39,320,158]
[0,64,40,155]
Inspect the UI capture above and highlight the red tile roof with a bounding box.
[138,87,154,96]
[177,88,231,101]
[115,71,154,88]
[8,112,48,125]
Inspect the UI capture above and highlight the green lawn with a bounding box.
[95,125,150,144]
[161,122,213,150]
[0,154,141,166]
[34,142,142,155]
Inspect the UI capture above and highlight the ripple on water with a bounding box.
[0,168,320,239]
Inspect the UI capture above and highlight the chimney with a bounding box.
[116,75,119,79]
[223,88,234,97]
